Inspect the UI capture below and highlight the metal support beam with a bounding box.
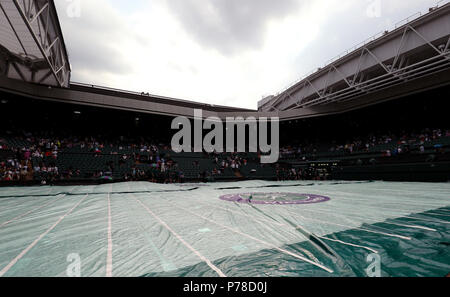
[0,2,28,56]
[7,0,70,87]
[30,2,48,24]
[445,36,450,52]
[264,3,450,112]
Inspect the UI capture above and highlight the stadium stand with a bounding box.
[0,81,449,185]
[2,125,449,184]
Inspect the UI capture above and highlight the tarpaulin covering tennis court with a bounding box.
[0,180,449,277]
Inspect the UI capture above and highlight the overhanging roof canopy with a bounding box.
[0,0,70,87]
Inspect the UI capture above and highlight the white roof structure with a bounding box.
[0,0,70,87]
[259,1,450,112]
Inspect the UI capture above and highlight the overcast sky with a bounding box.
[55,0,441,109]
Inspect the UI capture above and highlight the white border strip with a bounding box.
[317,236,379,254]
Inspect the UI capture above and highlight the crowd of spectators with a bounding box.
[1,127,449,184]
[280,128,450,160]
[0,131,184,184]
[127,154,184,183]
[0,157,33,182]
[275,166,329,181]
[212,152,249,174]
[187,152,250,180]
[277,128,450,182]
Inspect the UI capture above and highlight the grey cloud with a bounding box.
[65,32,131,75]
[56,1,132,77]
[166,0,303,55]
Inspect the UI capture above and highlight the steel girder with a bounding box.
[0,0,70,87]
[263,2,450,112]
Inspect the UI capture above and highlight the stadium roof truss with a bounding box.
[261,3,450,112]
[0,0,70,87]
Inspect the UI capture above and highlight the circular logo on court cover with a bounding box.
[219,193,330,205]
